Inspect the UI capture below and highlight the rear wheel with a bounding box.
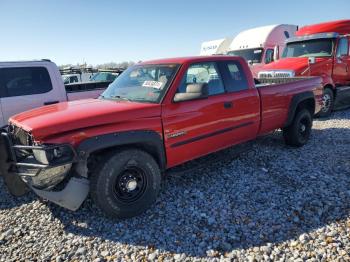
[90,149,161,219]
[283,109,312,147]
[318,88,334,117]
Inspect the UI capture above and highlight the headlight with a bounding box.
[33,145,74,165]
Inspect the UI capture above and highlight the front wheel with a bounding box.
[283,109,313,147]
[90,149,161,219]
[318,88,334,117]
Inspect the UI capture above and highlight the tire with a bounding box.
[317,88,334,117]
[283,109,313,147]
[90,149,161,219]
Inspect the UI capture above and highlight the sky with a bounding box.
[0,0,349,65]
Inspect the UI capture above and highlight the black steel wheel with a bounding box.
[113,166,147,203]
[283,109,313,147]
[91,149,161,219]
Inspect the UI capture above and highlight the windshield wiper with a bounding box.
[109,95,131,101]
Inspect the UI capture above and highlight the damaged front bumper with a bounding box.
[0,127,89,211]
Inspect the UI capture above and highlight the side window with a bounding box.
[70,76,79,83]
[0,67,53,97]
[178,62,225,96]
[265,49,274,64]
[223,62,249,92]
[337,38,349,57]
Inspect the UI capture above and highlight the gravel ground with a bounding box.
[0,109,350,261]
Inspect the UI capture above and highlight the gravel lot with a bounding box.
[0,109,350,261]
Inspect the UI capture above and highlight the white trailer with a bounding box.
[199,38,233,55]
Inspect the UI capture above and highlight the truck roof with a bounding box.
[0,60,54,67]
[139,56,243,65]
[229,24,297,51]
[296,19,350,36]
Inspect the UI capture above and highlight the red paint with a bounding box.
[10,56,323,169]
[296,20,350,36]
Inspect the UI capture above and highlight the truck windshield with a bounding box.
[282,39,334,58]
[91,72,117,82]
[227,48,263,63]
[100,64,179,103]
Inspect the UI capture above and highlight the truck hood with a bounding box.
[261,57,310,72]
[260,57,332,75]
[10,99,161,139]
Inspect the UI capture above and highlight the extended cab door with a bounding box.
[162,59,260,168]
[0,65,66,123]
[333,37,350,85]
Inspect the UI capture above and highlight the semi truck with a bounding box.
[1,56,322,218]
[227,24,298,77]
[199,25,297,77]
[258,20,350,117]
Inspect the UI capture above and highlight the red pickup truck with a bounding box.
[1,56,322,218]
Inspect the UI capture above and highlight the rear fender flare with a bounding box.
[285,91,314,127]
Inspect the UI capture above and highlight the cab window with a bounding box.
[70,76,79,83]
[177,62,225,96]
[0,67,53,97]
[336,38,349,57]
[221,61,249,92]
[265,49,274,64]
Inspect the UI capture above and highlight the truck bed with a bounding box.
[256,76,323,135]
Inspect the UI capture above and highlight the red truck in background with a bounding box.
[258,20,350,117]
[1,56,322,218]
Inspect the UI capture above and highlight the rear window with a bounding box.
[223,62,249,92]
[0,67,53,97]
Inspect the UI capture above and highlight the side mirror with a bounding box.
[273,45,279,61]
[173,83,209,102]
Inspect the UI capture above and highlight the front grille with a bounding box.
[274,72,291,78]
[8,125,33,146]
[258,70,294,79]
[258,73,273,78]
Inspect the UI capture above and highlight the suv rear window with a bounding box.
[0,67,53,97]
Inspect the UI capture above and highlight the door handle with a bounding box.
[44,101,59,105]
[224,101,233,109]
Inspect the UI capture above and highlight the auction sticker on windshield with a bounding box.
[142,81,163,89]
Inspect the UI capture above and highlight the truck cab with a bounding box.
[227,24,298,77]
[258,20,350,116]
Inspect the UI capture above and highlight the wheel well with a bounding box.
[296,98,315,116]
[324,84,335,98]
[87,143,165,172]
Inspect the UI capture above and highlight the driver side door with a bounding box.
[333,37,350,85]
[162,61,259,168]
